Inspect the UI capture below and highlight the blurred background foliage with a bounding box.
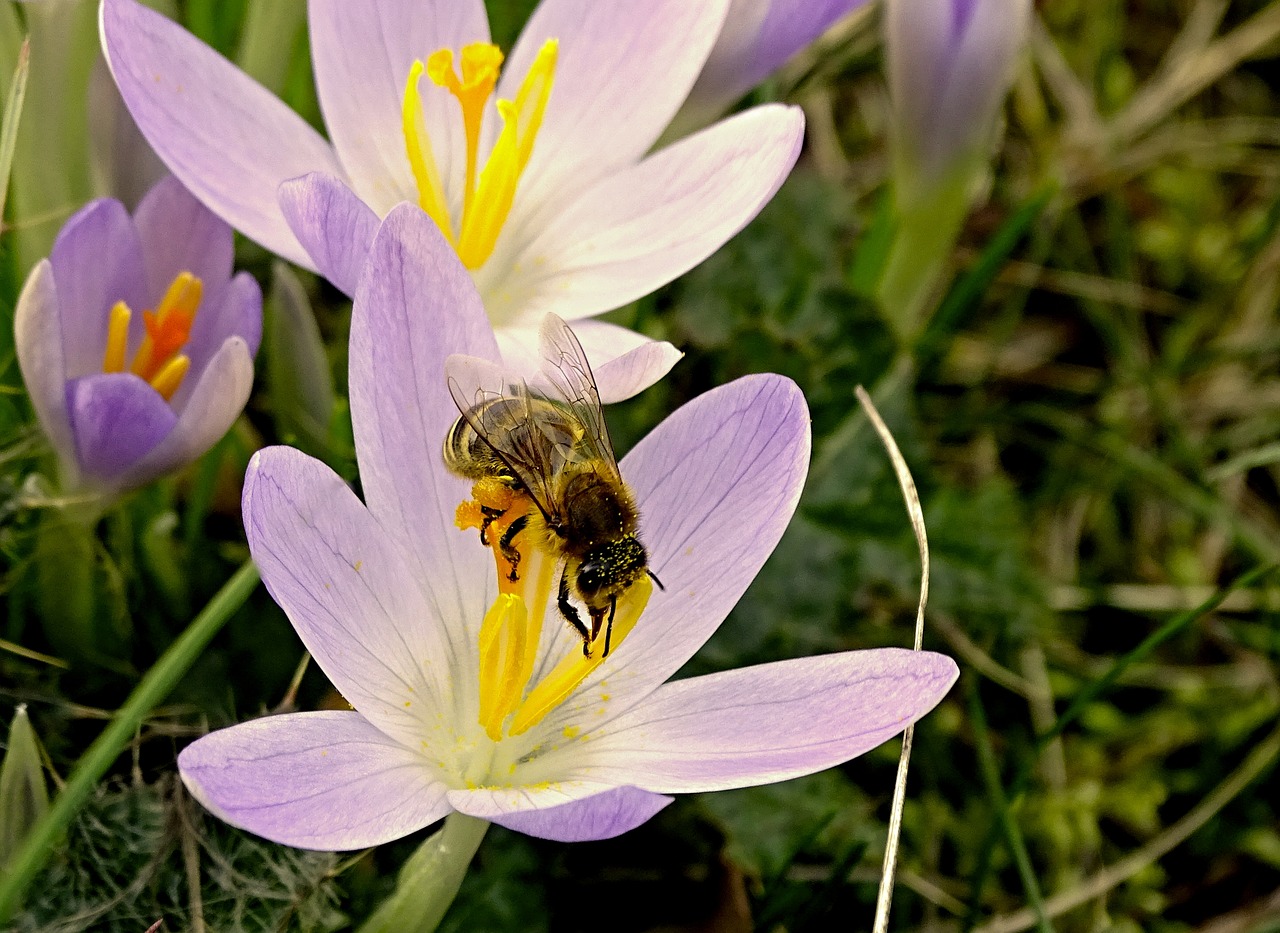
[3,0,1280,931]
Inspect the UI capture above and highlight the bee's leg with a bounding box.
[557,565,591,656]
[478,506,505,546]
[498,513,528,582]
[602,598,617,658]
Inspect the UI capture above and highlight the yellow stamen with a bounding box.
[477,593,532,741]
[402,60,455,241]
[131,272,201,381]
[427,43,504,220]
[403,39,557,270]
[102,301,131,373]
[148,354,190,402]
[509,575,652,736]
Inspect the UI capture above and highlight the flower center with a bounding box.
[102,271,202,402]
[401,39,558,271]
[456,482,652,742]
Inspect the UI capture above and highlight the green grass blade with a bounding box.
[0,39,29,229]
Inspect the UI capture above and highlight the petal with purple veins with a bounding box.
[101,0,342,268]
[551,649,959,793]
[179,710,451,851]
[132,175,234,303]
[278,172,380,298]
[450,784,673,842]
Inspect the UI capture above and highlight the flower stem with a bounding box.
[359,812,490,933]
[0,559,260,923]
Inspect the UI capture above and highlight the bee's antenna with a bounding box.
[647,569,665,591]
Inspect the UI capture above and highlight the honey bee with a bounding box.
[443,313,661,658]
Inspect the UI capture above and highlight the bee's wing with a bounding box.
[444,352,567,519]
[535,314,622,483]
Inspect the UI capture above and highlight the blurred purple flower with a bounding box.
[886,0,1030,201]
[177,204,957,849]
[101,0,807,402]
[677,0,870,132]
[15,176,261,494]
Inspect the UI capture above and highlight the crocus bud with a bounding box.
[14,176,261,497]
[674,0,869,134]
[0,706,49,869]
[885,0,1030,207]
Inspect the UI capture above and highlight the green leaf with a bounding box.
[0,705,48,869]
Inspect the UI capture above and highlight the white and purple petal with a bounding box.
[132,175,234,304]
[555,649,959,792]
[101,0,342,267]
[488,104,803,324]
[348,204,499,667]
[241,444,455,747]
[449,784,673,842]
[179,711,450,851]
[278,172,380,298]
[14,262,77,484]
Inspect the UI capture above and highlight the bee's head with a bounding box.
[577,537,648,600]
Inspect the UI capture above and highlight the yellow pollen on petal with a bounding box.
[102,301,131,373]
[131,271,202,383]
[402,38,557,271]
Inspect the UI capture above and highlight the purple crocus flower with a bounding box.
[177,203,957,849]
[885,0,1030,203]
[677,0,870,133]
[100,0,807,403]
[14,176,261,495]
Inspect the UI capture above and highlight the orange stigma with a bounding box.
[102,271,203,401]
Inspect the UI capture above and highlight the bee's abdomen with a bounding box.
[443,415,494,479]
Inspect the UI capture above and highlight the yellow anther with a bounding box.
[102,301,131,373]
[402,61,454,240]
[509,575,652,736]
[148,354,190,402]
[477,593,533,742]
[402,39,557,270]
[132,271,201,382]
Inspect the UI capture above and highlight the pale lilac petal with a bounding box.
[120,337,253,487]
[682,0,868,125]
[178,272,262,405]
[241,445,454,748]
[307,0,489,215]
[14,262,76,482]
[47,197,146,379]
[450,785,672,842]
[101,0,342,267]
[87,54,168,210]
[179,711,450,850]
[499,0,731,213]
[349,204,500,672]
[570,321,682,404]
[132,175,233,302]
[493,105,803,323]
[535,374,810,736]
[559,650,958,792]
[278,173,380,298]
[492,319,681,404]
[66,373,175,482]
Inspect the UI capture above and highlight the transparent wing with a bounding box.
[445,352,582,520]
[535,314,622,483]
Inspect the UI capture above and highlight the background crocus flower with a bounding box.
[885,0,1031,208]
[101,0,806,402]
[14,176,261,495]
[674,0,870,136]
[877,0,1031,340]
[177,203,957,851]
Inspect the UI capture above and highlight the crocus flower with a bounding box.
[177,203,957,849]
[675,0,870,135]
[101,0,806,402]
[885,0,1031,207]
[15,176,261,495]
